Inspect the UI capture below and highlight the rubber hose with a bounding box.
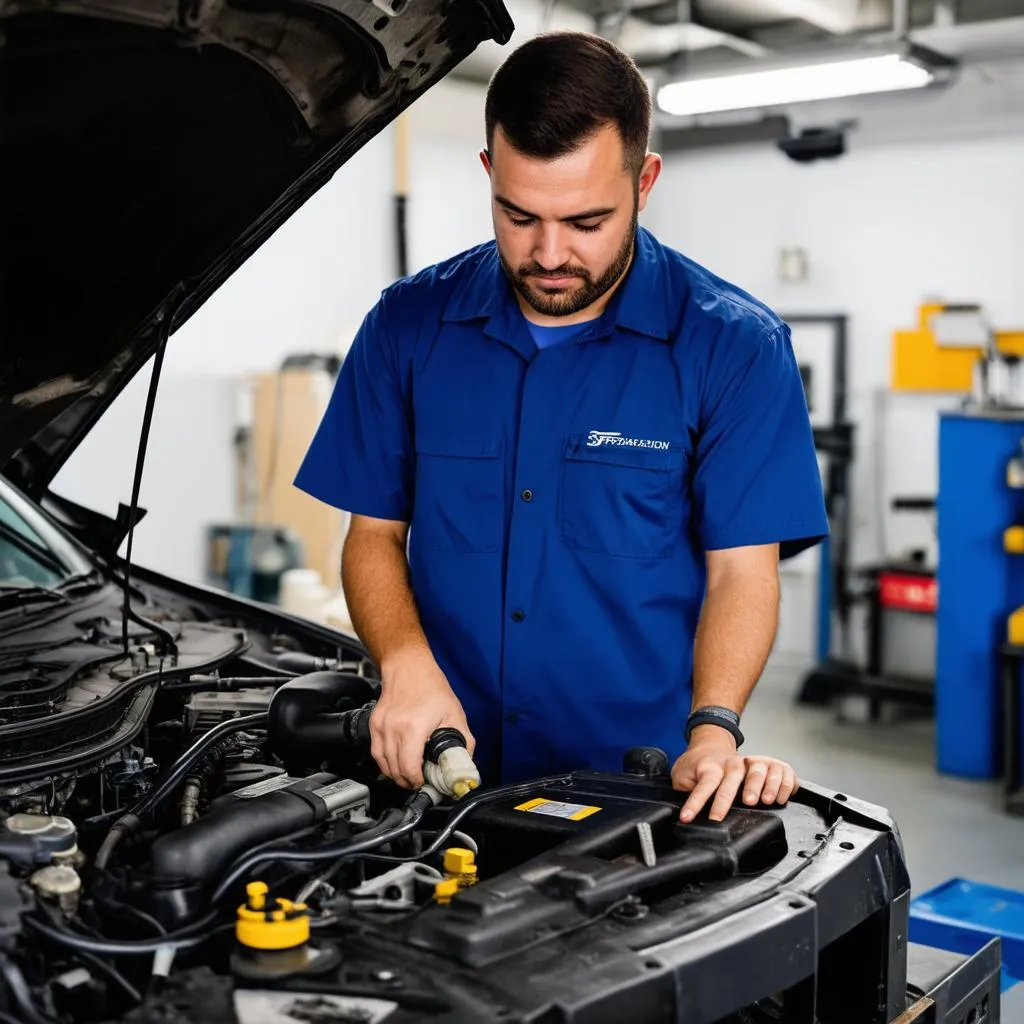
[95,712,268,868]
[210,798,426,907]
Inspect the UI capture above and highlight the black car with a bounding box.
[0,1,1004,1021]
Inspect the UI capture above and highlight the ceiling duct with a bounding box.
[451,0,768,82]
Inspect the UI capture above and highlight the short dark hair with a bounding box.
[484,32,651,177]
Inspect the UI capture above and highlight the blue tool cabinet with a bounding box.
[936,413,1024,781]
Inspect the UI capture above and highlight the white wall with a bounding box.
[647,131,1024,573]
[406,80,493,272]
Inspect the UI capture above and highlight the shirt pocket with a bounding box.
[413,434,505,554]
[559,436,685,559]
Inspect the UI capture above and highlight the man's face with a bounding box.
[482,124,661,324]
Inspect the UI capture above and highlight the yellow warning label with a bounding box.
[514,798,601,821]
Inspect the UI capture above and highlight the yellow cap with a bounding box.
[1006,526,1024,554]
[236,881,310,950]
[443,847,476,875]
[1010,606,1024,645]
[434,878,460,904]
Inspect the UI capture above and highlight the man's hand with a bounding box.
[370,649,475,790]
[672,725,799,823]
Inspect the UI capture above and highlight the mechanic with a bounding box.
[294,31,829,823]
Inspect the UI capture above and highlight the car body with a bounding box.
[0,1,1004,1021]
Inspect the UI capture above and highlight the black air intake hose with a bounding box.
[267,672,378,767]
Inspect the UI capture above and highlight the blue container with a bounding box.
[936,413,1024,779]
[910,877,1024,992]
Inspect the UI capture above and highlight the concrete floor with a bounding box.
[747,656,1023,895]
[746,657,1024,1014]
[745,655,1024,1015]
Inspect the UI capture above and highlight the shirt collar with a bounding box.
[441,226,673,345]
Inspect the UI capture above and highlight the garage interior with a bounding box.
[3,0,1024,1020]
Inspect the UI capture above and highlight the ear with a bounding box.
[636,153,663,213]
[479,149,493,175]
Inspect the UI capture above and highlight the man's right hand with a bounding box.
[369,649,474,790]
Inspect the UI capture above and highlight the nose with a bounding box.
[533,223,571,272]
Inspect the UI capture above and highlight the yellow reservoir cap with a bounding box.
[434,878,460,904]
[1009,606,1024,646]
[236,881,310,950]
[1006,526,1024,554]
[443,848,476,876]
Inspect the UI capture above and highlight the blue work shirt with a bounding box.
[294,227,828,785]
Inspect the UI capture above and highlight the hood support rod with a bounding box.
[119,294,182,657]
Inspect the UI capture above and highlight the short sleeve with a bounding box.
[293,297,412,520]
[693,322,828,559]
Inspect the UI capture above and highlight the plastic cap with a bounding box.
[443,848,476,875]
[434,879,460,904]
[246,881,268,910]
[236,887,310,950]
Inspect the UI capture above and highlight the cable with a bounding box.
[96,712,268,868]
[292,775,572,902]
[93,897,167,938]
[450,830,478,855]
[211,801,422,907]
[24,917,211,958]
[71,950,143,1004]
[396,775,573,862]
[0,954,57,1024]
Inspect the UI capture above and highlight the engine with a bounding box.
[0,645,496,1023]
[0,583,957,1024]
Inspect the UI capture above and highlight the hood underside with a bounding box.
[0,0,512,495]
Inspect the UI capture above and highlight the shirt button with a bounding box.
[521,489,533,502]
[511,609,525,622]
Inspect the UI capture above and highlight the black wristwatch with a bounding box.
[685,705,744,748]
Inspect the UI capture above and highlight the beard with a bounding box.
[499,205,638,319]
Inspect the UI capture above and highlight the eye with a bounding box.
[572,221,604,233]
[508,214,535,228]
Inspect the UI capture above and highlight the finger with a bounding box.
[369,714,392,781]
[709,758,747,821]
[397,726,428,789]
[742,760,770,805]
[383,727,404,787]
[777,769,798,805]
[679,764,723,823]
[760,763,785,805]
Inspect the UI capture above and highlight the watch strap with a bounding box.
[685,705,744,747]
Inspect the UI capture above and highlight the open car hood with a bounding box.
[0,0,512,497]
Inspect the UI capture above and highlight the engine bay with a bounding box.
[0,569,935,1024]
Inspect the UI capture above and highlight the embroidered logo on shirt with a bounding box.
[586,431,670,450]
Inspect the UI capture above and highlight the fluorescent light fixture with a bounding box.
[658,52,940,117]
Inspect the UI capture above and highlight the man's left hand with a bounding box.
[671,726,799,823]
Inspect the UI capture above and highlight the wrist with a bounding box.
[380,641,435,681]
[687,723,739,751]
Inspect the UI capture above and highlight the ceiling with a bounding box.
[456,0,1024,80]
[452,0,1024,148]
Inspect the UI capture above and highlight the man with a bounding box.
[295,31,828,823]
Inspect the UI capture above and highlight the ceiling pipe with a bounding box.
[700,0,864,35]
[893,0,911,39]
[449,0,769,83]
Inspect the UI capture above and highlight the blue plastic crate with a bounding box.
[910,878,1024,993]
